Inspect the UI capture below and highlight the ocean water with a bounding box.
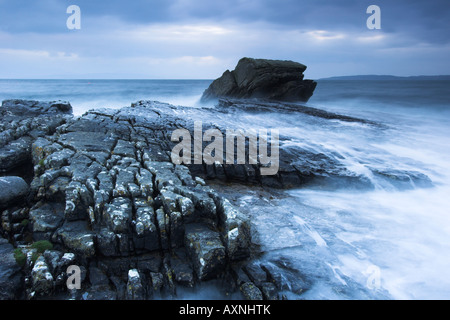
[0,79,212,116]
[245,80,450,300]
[1,79,450,300]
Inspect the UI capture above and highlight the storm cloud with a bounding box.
[0,0,449,78]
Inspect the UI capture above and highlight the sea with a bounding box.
[1,79,450,300]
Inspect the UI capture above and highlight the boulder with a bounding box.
[201,57,317,102]
[0,137,33,173]
[0,176,30,209]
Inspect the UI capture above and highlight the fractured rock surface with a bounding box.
[0,100,253,300]
[0,98,433,300]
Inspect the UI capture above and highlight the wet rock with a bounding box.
[136,252,161,273]
[240,282,263,300]
[155,208,170,250]
[1,99,72,115]
[31,255,54,296]
[103,197,132,234]
[84,287,117,300]
[113,139,136,158]
[55,221,95,258]
[214,197,251,261]
[0,176,30,209]
[84,265,117,300]
[58,132,116,154]
[260,282,279,300]
[110,276,127,300]
[0,100,72,174]
[98,257,132,277]
[89,266,109,287]
[184,223,226,281]
[0,137,33,173]
[370,167,434,189]
[96,229,119,257]
[169,211,184,248]
[146,161,182,191]
[201,57,317,102]
[244,262,268,287]
[173,185,218,225]
[133,199,159,252]
[262,258,311,295]
[29,202,65,241]
[126,269,145,300]
[170,249,195,288]
[149,272,164,295]
[45,148,75,169]
[0,237,23,300]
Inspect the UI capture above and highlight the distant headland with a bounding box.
[319,75,450,81]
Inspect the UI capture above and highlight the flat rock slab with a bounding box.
[58,132,117,154]
[29,202,65,240]
[1,99,72,116]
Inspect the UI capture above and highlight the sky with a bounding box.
[0,0,449,79]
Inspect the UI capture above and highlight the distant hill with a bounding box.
[319,75,450,81]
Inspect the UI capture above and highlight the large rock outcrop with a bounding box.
[201,57,317,102]
[0,99,254,300]
[0,98,433,300]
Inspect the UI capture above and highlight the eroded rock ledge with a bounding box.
[0,99,433,300]
[0,99,271,300]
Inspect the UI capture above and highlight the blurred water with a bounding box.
[240,80,450,300]
[0,79,212,115]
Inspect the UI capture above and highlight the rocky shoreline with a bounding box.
[0,99,251,300]
[0,99,283,300]
[0,97,433,300]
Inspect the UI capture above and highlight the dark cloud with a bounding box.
[0,0,449,78]
[0,0,174,33]
[1,0,449,44]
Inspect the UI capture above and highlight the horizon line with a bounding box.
[1,74,450,81]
